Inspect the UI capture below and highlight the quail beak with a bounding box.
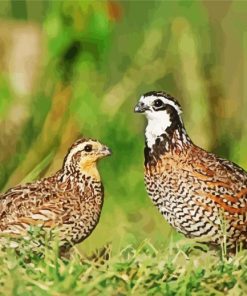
[134,102,149,113]
[100,145,112,157]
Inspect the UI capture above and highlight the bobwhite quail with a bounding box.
[0,138,111,252]
[134,91,247,250]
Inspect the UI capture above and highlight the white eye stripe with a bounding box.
[140,95,182,114]
[64,143,88,166]
[157,97,182,114]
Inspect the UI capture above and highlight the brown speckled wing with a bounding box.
[186,147,247,244]
[0,179,65,234]
[189,146,247,209]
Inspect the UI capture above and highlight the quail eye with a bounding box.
[84,145,92,152]
[154,99,163,108]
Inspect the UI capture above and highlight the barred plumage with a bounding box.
[0,138,111,252]
[135,91,247,250]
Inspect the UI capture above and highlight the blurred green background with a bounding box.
[0,0,246,254]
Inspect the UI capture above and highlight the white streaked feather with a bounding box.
[31,213,50,221]
[64,143,86,167]
[39,209,57,218]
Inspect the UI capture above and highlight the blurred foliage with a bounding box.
[0,0,246,257]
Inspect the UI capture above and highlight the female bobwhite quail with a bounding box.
[135,91,247,250]
[0,138,111,252]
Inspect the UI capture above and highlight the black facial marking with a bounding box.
[84,144,92,152]
[165,105,183,135]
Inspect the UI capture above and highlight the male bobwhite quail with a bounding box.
[135,91,247,250]
[0,138,111,252]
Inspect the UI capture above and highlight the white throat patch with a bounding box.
[145,110,171,149]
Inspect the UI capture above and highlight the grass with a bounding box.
[0,238,247,295]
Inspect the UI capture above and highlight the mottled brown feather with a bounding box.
[0,138,111,251]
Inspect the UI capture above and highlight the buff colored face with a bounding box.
[79,140,112,163]
[64,139,111,171]
[79,140,111,161]
[75,140,111,180]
